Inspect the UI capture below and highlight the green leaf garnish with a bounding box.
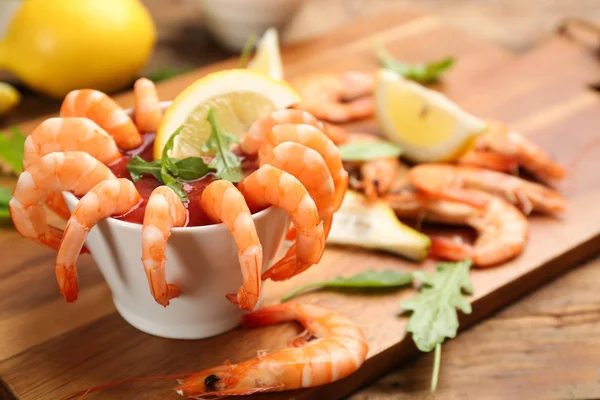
[146,66,192,83]
[0,127,26,175]
[173,157,211,181]
[161,168,188,202]
[339,141,403,162]
[377,45,454,84]
[400,260,473,392]
[0,187,11,221]
[204,108,244,182]
[127,156,162,182]
[281,269,413,302]
[238,32,257,68]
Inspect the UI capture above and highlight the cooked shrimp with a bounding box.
[175,303,368,397]
[458,150,519,174]
[142,186,187,307]
[60,89,142,150]
[385,189,529,267]
[472,122,566,182]
[201,180,263,311]
[134,77,162,133]
[9,152,116,252]
[56,178,141,302]
[238,165,324,281]
[291,71,375,123]
[408,164,567,215]
[260,142,335,235]
[346,132,400,200]
[23,117,123,219]
[260,123,348,211]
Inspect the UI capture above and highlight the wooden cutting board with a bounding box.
[1,9,600,400]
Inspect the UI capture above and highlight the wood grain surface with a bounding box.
[1,9,600,400]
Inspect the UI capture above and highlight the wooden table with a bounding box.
[1,2,600,399]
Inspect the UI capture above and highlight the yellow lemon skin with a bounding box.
[0,0,156,99]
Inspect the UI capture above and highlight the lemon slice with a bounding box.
[0,82,21,116]
[375,69,487,163]
[155,69,300,159]
[247,28,284,80]
[327,190,430,261]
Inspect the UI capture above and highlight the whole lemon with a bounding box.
[0,0,156,99]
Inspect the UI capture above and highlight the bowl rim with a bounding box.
[61,101,279,234]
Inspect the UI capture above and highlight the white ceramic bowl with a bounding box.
[64,194,289,339]
[62,102,290,339]
[198,0,305,51]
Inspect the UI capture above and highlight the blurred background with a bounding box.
[0,0,598,128]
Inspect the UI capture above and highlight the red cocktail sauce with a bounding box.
[107,133,263,227]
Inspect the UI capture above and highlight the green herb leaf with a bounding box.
[282,269,413,302]
[238,32,257,68]
[146,66,191,83]
[174,157,211,181]
[377,45,454,84]
[161,169,188,202]
[204,108,244,182]
[126,156,162,182]
[339,141,403,162]
[431,343,442,392]
[0,187,11,222]
[400,260,473,352]
[161,126,183,173]
[0,127,26,175]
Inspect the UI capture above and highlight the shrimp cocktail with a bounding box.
[9,69,349,338]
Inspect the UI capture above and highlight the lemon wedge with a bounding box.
[155,69,300,159]
[247,28,284,80]
[375,69,487,163]
[327,190,430,261]
[0,82,20,116]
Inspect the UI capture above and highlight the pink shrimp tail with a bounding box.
[55,264,79,302]
[262,249,313,281]
[428,236,473,262]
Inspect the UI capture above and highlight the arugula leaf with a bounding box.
[127,156,162,182]
[377,45,454,84]
[0,127,26,175]
[400,260,472,352]
[282,269,413,302]
[0,187,11,221]
[238,32,257,68]
[146,66,191,83]
[339,141,403,162]
[400,260,473,392]
[204,108,244,182]
[174,157,211,181]
[161,169,188,202]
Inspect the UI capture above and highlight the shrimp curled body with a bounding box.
[175,303,368,397]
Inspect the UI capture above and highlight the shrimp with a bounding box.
[9,152,116,252]
[345,132,400,200]
[458,150,519,174]
[260,123,348,211]
[201,180,262,311]
[142,186,187,307]
[175,303,368,397]
[237,165,324,281]
[468,122,566,182]
[241,109,348,157]
[385,189,529,267]
[134,77,162,133]
[291,71,375,123]
[60,89,142,150]
[56,178,141,302]
[23,117,123,220]
[408,164,567,215]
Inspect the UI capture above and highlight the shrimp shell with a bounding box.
[175,303,368,396]
[56,178,141,302]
